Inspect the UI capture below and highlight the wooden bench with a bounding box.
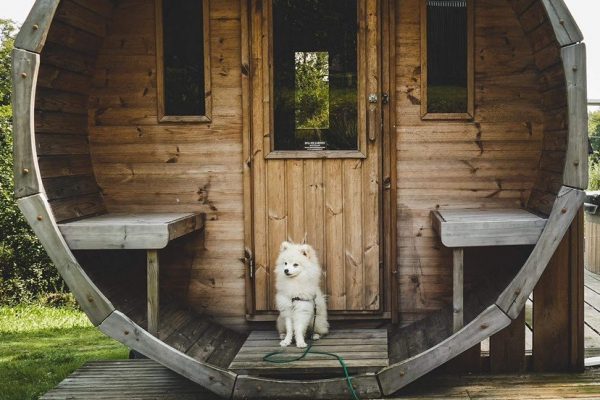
[431,209,547,332]
[58,213,204,336]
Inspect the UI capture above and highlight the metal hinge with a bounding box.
[382,93,390,105]
[249,257,255,279]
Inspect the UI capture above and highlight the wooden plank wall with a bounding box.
[509,0,568,215]
[88,0,246,330]
[395,0,544,325]
[36,0,113,222]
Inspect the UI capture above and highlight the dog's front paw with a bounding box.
[311,333,321,340]
[279,333,286,340]
[280,338,292,347]
[296,340,308,348]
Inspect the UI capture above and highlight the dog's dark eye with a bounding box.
[284,262,287,265]
[293,263,298,267]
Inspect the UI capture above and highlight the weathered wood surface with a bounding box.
[585,214,600,274]
[453,249,464,332]
[99,311,237,399]
[58,213,204,249]
[147,249,159,337]
[541,0,584,47]
[432,209,547,247]
[561,43,588,189]
[14,0,61,53]
[378,305,511,395]
[497,186,585,319]
[229,329,388,376]
[41,360,222,400]
[12,48,43,198]
[232,374,381,400]
[395,369,600,399]
[16,193,114,325]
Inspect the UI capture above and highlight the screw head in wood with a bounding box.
[559,19,565,25]
[36,215,43,221]
[573,65,578,71]
[124,330,129,335]
[22,168,30,174]
[21,72,27,78]
[561,208,568,214]
[399,370,406,376]
[32,24,39,30]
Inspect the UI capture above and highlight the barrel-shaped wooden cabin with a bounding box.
[12,0,588,398]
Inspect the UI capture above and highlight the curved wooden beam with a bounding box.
[561,43,588,189]
[497,186,585,318]
[16,193,114,325]
[232,374,381,399]
[99,311,237,399]
[12,49,43,199]
[541,0,583,47]
[377,305,510,395]
[14,0,61,53]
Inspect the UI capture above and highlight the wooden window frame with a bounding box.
[420,0,474,121]
[155,0,212,123]
[261,0,368,160]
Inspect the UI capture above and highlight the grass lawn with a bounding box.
[0,305,128,400]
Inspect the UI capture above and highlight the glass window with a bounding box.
[158,0,210,121]
[273,0,358,151]
[423,0,472,117]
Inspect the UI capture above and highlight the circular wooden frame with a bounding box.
[11,0,587,398]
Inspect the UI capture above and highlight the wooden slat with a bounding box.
[497,186,585,318]
[12,49,43,198]
[378,305,511,395]
[17,193,114,325]
[233,374,381,400]
[229,329,388,376]
[58,213,204,250]
[99,311,237,399]
[561,43,588,189]
[541,0,584,47]
[324,160,345,310]
[14,0,61,53]
[266,160,286,310]
[147,250,159,337]
[344,160,364,310]
[490,310,526,372]
[432,209,547,247]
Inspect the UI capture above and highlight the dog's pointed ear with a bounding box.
[300,244,317,262]
[280,241,292,252]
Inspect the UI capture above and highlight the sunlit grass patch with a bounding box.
[0,305,128,400]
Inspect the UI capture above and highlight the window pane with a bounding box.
[162,0,205,116]
[273,0,358,151]
[427,0,468,114]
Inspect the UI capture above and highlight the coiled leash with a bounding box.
[263,298,360,400]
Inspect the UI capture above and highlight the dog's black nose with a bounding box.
[284,269,289,274]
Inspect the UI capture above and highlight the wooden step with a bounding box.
[229,329,389,377]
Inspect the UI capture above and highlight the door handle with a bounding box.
[368,103,379,142]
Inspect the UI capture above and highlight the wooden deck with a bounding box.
[584,270,600,358]
[228,329,389,376]
[42,360,600,399]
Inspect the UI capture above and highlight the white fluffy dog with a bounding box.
[275,241,329,348]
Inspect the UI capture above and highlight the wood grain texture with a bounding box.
[432,209,547,247]
[12,49,43,198]
[14,0,61,53]
[147,250,159,337]
[232,374,381,399]
[561,43,588,189]
[378,305,511,395]
[16,193,114,325]
[58,213,204,250]
[99,311,237,399]
[541,0,584,47]
[496,186,585,319]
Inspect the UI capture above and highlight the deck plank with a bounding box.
[229,329,388,376]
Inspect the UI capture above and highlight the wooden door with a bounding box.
[249,0,383,313]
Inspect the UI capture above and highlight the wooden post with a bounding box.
[453,248,464,332]
[489,310,526,373]
[533,207,584,372]
[147,250,159,337]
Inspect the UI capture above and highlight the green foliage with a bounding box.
[295,52,330,130]
[0,20,64,304]
[589,110,600,190]
[0,305,128,400]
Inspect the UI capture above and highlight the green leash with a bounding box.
[263,339,360,400]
